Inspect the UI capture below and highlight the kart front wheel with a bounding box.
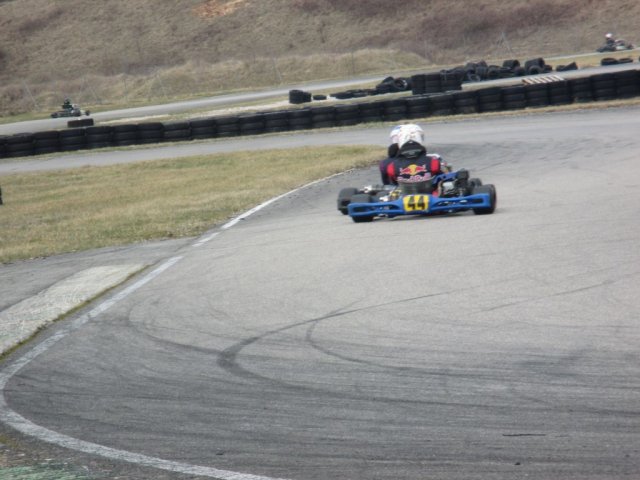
[472,184,497,215]
[349,193,375,223]
[337,187,358,215]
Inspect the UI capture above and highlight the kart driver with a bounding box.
[605,32,615,46]
[385,124,451,191]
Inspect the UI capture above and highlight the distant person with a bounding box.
[605,33,616,47]
[62,98,72,110]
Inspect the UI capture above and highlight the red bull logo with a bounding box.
[399,164,427,176]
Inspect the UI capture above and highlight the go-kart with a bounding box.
[597,39,635,52]
[51,104,91,118]
[337,169,496,223]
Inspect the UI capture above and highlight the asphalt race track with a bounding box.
[1,106,640,479]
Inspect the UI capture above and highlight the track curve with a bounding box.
[2,107,640,479]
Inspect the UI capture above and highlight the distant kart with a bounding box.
[337,169,496,223]
[51,104,90,118]
[597,40,634,52]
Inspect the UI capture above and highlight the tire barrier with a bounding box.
[163,121,192,142]
[293,75,413,105]
[432,56,594,91]
[112,123,140,146]
[289,89,312,104]
[59,128,87,152]
[85,125,114,149]
[137,122,164,144]
[325,76,411,103]
[5,133,35,158]
[2,68,640,160]
[33,130,60,155]
[67,118,94,128]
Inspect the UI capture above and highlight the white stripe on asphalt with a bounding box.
[0,172,345,478]
[0,255,289,480]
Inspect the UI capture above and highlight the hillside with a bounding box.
[1,0,639,115]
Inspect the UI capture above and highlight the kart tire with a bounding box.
[337,187,358,215]
[352,215,374,223]
[349,193,374,222]
[472,184,496,215]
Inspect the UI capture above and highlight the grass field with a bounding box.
[2,0,639,117]
[0,145,380,264]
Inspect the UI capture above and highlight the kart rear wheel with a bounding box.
[337,187,358,215]
[349,193,375,223]
[472,184,497,215]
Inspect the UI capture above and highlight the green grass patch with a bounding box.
[0,146,379,263]
[0,465,91,480]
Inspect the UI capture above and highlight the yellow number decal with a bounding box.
[403,195,429,211]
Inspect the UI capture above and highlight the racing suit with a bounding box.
[386,141,448,191]
[379,143,399,185]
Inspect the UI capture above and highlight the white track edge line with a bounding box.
[0,171,350,478]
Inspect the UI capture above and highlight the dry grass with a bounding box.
[1,0,639,116]
[0,145,379,263]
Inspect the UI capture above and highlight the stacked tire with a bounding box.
[411,73,442,95]
[501,85,526,110]
[382,99,407,121]
[405,96,431,119]
[190,118,217,139]
[59,128,87,151]
[85,126,113,149]
[334,104,360,126]
[4,134,34,158]
[112,124,139,146]
[238,114,265,135]
[590,73,617,101]
[33,131,60,155]
[310,106,336,129]
[358,101,385,123]
[263,111,289,133]
[569,77,593,103]
[430,93,455,116]
[524,83,550,108]
[137,123,164,144]
[548,81,572,106]
[524,57,546,75]
[440,71,463,92]
[476,87,503,112]
[453,91,479,114]
[615,70,639,98]
[287,109,313,130]
[163,121,192,142]
[68,118,94,128]
[215,116,241,137]
[289,89,312,104]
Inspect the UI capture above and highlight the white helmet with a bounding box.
[605,32,613,39]
[389,125,403,145]
[397,124,425,149]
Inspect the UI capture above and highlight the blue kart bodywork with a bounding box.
[348,191,492,218]
[342,171,496,222]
